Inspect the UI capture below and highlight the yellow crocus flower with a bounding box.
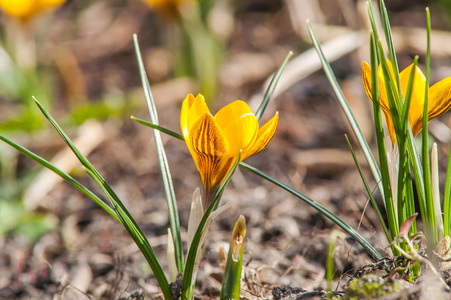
[0,0,65,22]
[362,60,451,145]
[180,94,279,204]
[141,0,188,18]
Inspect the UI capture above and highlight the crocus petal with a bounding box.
[363,59,451,144]
[189,113,231,191]
[242,112,279,160]
[362,61,395,144]
[383,110,397,146]
[377,60,400,113]
[180,94,210,139]
[362,61,374,101]
[428,77,451,119]
[180,93,279,201]
[399,64,427,136]
[0,0,64,20]
[215,100,259,155]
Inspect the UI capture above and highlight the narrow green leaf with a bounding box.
[345,135,390,243]
[32,99,171,299]
[134,34,184,273]
[132,116,184,140]
[397,57,419,243]
[0,134,121,223]
[183,153,242,300]
[85,168,171,299]
[443,142,451,236]
[431,143,443,238]
[306,21,384,205]
[326,230,345,292]
[400,57,418,128]
[255,51,293,121]
[423,7,437,244]
[369,33,396,243]
[220,215,246,300]
[379,0,402,101]
[240,162,382,260]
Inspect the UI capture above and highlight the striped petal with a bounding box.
[180,93,210,140]
[242,112,279,160]
[189,113,231,191]
[362,61,374,101]
[428,77,451,120]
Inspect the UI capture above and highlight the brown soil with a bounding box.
[1,0,451,299]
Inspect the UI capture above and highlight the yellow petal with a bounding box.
[377,60,399,113]
[180,94,194,138]
[383,110,397,146]
[363,61,395,144]
[399,64,426,136]
[0,0,64,20]
[215,100,259,155]
[189,113,231,190]
[180,94,210,139]
[428,77,451,119]
[242,112,279,160]
[0,0,35,18]
[362,61,391,113]
[362,61,374,101]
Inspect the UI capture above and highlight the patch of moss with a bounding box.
[341,275,405,300]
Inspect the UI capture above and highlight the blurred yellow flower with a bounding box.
[141,0,188,18]
[180,94,278,202]
[362,60,451,145]
[0,0,65,21]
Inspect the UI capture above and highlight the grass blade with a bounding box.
[443,142,451,236]
[32,99,171,299]
[422,7,437,244]
[255,51,293,121]
[0,134,121,223]
[379,0,402,101]
[85,168,172,299]
[134,34,184,272]
[369,33,395,239]
[132,116,184,140]
[307,21,384,204]
[345,135,390,243]
[240,162,382,260]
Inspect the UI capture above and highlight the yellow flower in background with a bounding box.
[362,60,451,145]
[181,94,279,203]
[141,0,188,18]
[0,0,65,21]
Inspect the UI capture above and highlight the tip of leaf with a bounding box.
[399,213,418,238]
[231,215,246,260]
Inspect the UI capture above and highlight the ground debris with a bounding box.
[272,286,339,300]
[272,286,306,300]
[118,290,145,300]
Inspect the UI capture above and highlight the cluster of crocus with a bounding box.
[180,94,278,206]
[0,0,65,22]
[362,60,451,145]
